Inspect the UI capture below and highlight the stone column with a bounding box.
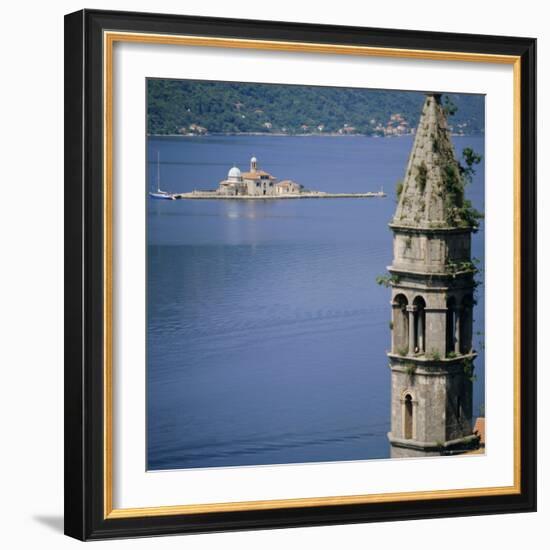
[418,310,425,353]
[391,303,399,353]
[454,306,462,354]
[407,306,416,355]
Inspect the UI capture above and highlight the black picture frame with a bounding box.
[64,8,536,541]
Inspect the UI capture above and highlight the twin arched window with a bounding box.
[393,293,473,357]
[446,295,474,355]
[392,294,426,355]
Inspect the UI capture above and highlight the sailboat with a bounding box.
[149,151,175,200]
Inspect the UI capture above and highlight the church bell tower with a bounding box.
[387,94,480,458]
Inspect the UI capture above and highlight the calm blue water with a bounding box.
[147,135,485,470]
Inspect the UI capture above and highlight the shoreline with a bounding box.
[148,132,482,139]
[173,191,387,200]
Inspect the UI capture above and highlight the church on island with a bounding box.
[173,155,386,199]
[217,157,304,197]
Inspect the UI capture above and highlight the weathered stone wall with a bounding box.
[390,369,447,444]
[445,373,474,441]
[390,365,474,446]
[392,229,471,274]
[425,310,446,358]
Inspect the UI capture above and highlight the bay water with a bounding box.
[147,135,485,470]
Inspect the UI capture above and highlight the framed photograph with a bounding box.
[64,9,536,540]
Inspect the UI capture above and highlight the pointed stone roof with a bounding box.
[392,94,469,230]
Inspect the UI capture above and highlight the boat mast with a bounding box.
[156,150,161,192]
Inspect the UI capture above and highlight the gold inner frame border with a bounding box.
[102,30,522,519]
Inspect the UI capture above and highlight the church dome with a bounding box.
[250,156,257,163]
[227,166,242,181]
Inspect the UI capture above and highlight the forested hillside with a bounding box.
[147,79,484,136]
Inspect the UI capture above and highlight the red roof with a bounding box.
[241,170,275,180]
[474,417,485,447]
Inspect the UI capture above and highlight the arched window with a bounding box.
[404,394,413,439]
[413,296,426,354]
[446,297,457,355]
[392,294,409,354]
[460,295,474,354]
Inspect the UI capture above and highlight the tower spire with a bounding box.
[394,94,468,230]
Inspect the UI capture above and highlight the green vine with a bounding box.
[376,274,401,287]
[463,358,476,382]
[445,257,482,305]
[442,148,484,232]
[404,364,417,376]
[443,95,458,117]
[415,162,428,194]
[445,259,478,277]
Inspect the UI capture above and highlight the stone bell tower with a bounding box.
[387,94,480,458]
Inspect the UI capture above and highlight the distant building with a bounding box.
[338,125,356,135]
[275,180,303,195]
[217,157,303,197]
[188,123,208,135]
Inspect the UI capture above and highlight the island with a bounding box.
[174,156,386,200]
